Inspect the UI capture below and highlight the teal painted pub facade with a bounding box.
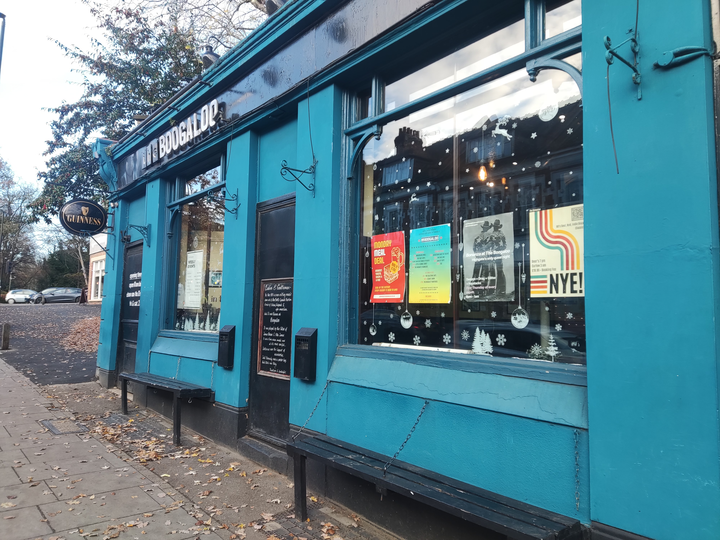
[94,1,720,538]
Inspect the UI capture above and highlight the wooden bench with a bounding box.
[287,434,583,540]
[119,372,213,445]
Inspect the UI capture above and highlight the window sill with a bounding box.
[336,344,586,386]
[330,345,587,428]
[158,330,219,343]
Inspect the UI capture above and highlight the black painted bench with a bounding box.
[119,372,213,445]
[287,434,582,540]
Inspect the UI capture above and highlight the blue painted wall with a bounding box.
[212,131,259,409]
[327,383,588,520]
[96,200,127,373]
[289,85,343,434]
[583,1,720,538]
[136,179,165,374]
[96,1,720,537]
[126,197,147,243]
[258,120,297,203]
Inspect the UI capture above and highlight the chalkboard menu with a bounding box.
[257,279,293,378]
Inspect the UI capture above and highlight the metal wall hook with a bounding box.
[604,35,642,100]
[206,188,240,218]
[281,159,317,197]
[654,46,714,69]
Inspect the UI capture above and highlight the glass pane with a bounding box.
[185,165,222,197]
[384,19,524,113]
[174,197,225,332]
[359,68,585,365]
[546,0,581,39]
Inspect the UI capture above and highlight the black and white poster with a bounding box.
[462,212,515,302]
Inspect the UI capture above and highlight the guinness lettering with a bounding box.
[59,199,108,236]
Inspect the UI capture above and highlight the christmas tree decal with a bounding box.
[472,328,493,356]
[472,328,482,354]
[545,334,561,361]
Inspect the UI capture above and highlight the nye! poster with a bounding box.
[462,212,515,302]
[529,204,584,298]
[409,224,452,304]
[370,231,406,303]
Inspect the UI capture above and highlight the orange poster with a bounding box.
[370,231,406,303]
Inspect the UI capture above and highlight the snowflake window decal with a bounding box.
[555,324,562,331]
[388,332,395,342]
[566,312,574,320]
[496,334,506,346]
[413,335,421,346]
[461,330,470,341]
[424,319,432,328]
[442,334,452,345]
[491,311,497,318]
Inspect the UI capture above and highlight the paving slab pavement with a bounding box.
[0,358,401,540]
[0,359,228,540]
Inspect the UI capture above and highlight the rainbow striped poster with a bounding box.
[529,204,584,298]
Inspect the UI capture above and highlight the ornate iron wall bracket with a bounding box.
[347,125,383,180]
[206,188,240,218]
[654,46,714,69]
[126,223,151,247]
[281,159,317,197]
[604,35,642,100]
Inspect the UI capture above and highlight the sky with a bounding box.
[0,0,98,187]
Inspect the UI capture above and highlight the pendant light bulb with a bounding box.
[478,164,488,182]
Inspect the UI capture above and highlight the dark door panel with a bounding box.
[249,196,295,443]
[117,243,143,375]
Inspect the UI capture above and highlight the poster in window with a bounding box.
[184,250,204,309]
[462,212,515,302]
[370,231,405,303]
[529,204,584,298]
[409,224,452,304]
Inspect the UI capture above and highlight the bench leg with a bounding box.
[121,378,128,416]
[293,453,307,521]
[173,393,181,446]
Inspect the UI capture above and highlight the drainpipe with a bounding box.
[0,13,5,82]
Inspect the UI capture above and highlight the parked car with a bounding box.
[31,287,83,304]
[5,289,38,304]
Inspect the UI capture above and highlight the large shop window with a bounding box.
[358,66,584,365]
[173,166,224,332]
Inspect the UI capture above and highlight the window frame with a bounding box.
[161,155,227,336]
[341,0,585,381]
[91,259,105,300]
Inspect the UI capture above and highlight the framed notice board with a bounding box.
[257,278,294,379]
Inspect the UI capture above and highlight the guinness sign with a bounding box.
[59,199,107,236]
